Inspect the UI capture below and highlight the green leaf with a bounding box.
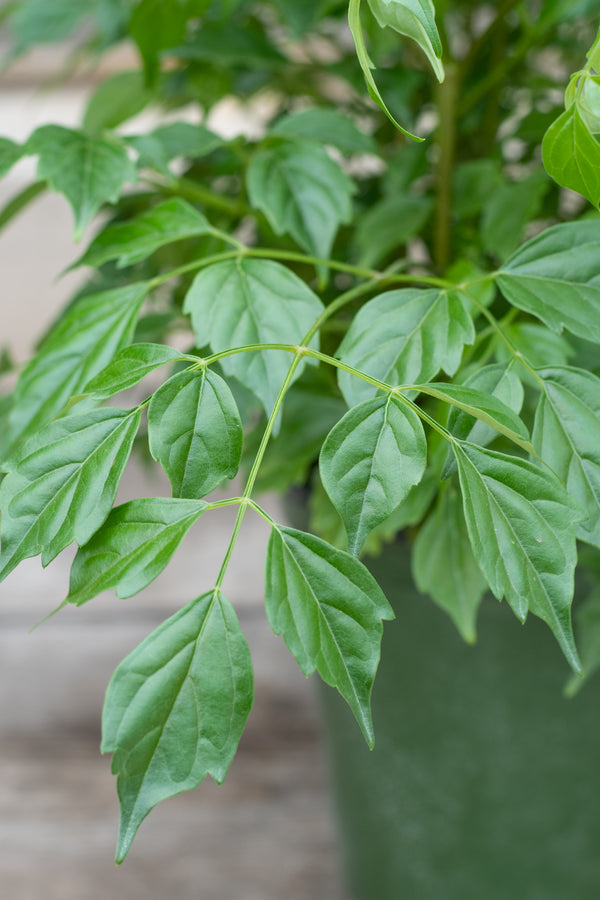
[84,343,183,398]
[0,137,22,178]
[148,368,242,499]
[565,589,600,697]
[319,395,426,555]
[452,442,581,672]
[480,172,550,261]
[0,407,141,580]
[75,199,212,269]
[495,323,573,370]
[270,108,378,156]
[265,524,394,745]
[247,141,355,261]
[67,497,207,605]
[130,0,189,83]
[496,221,600,343]
[8,282,149,449]
[542,105,600,208]
[352,193,433,268]
[367,0,444,82]
[7,0,90,52]
[348,0,423,140]
[184,258,324,417]
[337,288,475,407]
[412,484,487,643]
[533,366,600,548]
[83,71,152,134]
[26,125,136,238]
[102,589,253,864]
[127,122,224,174]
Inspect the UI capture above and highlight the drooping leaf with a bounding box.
[367,0,444,81]
[102,590,253,863]
[67,497,208,605]
[127,122,224,174]
[319,395,426,555]
[353,193,433,268]
[265,524,394,745]
[148,368,243,499]
[533,366,600,548]
[0,407,141,580]
[452,442,581,672]
[337,288,475,407]
[184,258,324,417]
[270,108,378,156]
[542,104,600,208]
[496,221,600,343]
[75,199,212,269]
[0,137,22,179]
[246,141,355,260]
[26,125,136,238]
[84,343,183,398]
[83,71,152,134]
[8,282,149,449]
[412,483,487,643]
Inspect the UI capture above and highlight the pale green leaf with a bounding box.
[102,590,253,863]
[184,258,324,417]
[148,368,242,499]
[0,407,141,580]
[412,483,487,643]
[8,282,149,449]
[75,199,212,269]
[67,498,208,605]
[0,137,22,179]
[496,221,600,343]
[453,442,581,672]
[26,125,136,238]
[247,141,355,260]
[270,108,378,155]
[533,366,600,548]
[337,288,475,407]
[319,395,426,555]
[542,105,600,208]
[367,0,444,81]
[84,343,183,398]
[265,524,394,745]
[83,71,152,134]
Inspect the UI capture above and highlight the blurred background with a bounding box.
[0,19,348,900]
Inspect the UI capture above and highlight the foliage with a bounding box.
[1,0,600,862]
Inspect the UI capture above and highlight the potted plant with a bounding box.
[1,0,600,894]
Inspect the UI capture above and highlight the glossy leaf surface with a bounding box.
[319,395,426,555]
[265,524,394,745]
[148,368,243,498]
[337,288,474,407]
[0,407,141,579]
[542,105,600,207]
[367,0,444,81]
[184,258,323,416]
[67,498,208,605]
[102,590,253,863]
[453,442,581,671]
[84,343,182,398]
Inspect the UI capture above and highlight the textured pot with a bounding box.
[315,538,600,899]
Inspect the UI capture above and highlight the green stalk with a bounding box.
[433,62,458,271]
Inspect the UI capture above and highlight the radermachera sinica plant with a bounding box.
[0,0,600,863]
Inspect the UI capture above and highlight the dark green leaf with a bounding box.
[247,141,355,260]
[366,0,444,81]
[0,407,141,580]
[26,125,136,238]
[412,483,487,643]
[83,71,152,133]
[542,105,600,208]
[8,282,149,448]
[353,193,433,268]
[102,590,253,863]
[320,395,426,555]
[148,368,242,498]
[496,221,600,343]
[337,288,475,407]
[130,0,189,82]
[84,343,183,398]
[533,366,600,548]
[75,199,212,269]
[67,497,208,605]
[265,524,394,745]
[0,137,22,178]
[481,172,550,260]
[184,258,324,417]
[270,108,378,155]
[453,442,581,672]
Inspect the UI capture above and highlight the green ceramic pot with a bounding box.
[315,538,600,899]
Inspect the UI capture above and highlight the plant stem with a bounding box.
[433,62,458,271]
[143,175,248,218]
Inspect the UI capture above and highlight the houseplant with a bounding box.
[1,0,600,893]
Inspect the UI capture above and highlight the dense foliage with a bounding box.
[1,0,600,862]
